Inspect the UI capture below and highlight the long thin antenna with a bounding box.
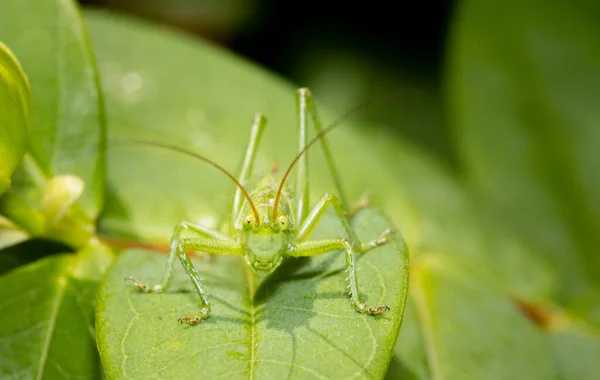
[114,138,260,222]
[272,89,405,219]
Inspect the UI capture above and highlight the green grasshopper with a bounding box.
[125,88,393,324]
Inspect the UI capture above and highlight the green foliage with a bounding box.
[0,241,112,378]
[0,0,104,248]
[0,42,30,197]
[0,0,599,378]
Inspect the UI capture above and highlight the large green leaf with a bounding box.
[0,0,105,221]
[0,240,113,379]
[448,0,600,321]
[0,41,30,197]
[98,209,407,379]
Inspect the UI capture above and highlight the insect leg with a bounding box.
[291,192,392,314]
[230,113,267,232]
[346,191,374,219]
[295,89,310,222]
[296,192,392,248]
[289,238,389,315]
[126,221,235,293]
[175,237,243,324]
[297,88,349,211]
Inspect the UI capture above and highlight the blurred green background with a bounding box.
[79,0,455,166]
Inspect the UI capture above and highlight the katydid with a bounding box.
[125,88,394,324]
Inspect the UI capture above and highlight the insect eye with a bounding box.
[278,215,289,231]
[244,214,256,229]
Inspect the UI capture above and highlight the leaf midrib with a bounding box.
[245,264,257,379]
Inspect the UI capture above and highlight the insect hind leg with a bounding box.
[296,88,351,221]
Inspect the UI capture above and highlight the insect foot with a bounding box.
[124,276,163,293]
[375,228,394,245]
[360,228,394,252]
[367,305,391,315]
[353,301,390,315]
[346,191,374,219]
[178,308,210,325]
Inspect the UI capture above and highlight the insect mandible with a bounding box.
[124,88,394,324]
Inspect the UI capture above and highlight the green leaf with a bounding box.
[97,209,407,379]
[0,240,113,379]
[0,41,30,196]
[0,0,105,220]
[448,0,600,321]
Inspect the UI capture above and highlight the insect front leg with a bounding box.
[292,192,393,314]
[126,221,241,324]
[174,237,242,324]
[126,220,234,292]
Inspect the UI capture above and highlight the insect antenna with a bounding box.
[272,89,404,220]
[113,138,260,221]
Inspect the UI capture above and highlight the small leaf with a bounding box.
[0,41,30,196]
[0,0,105,220]
[97,209,408,379]
[0,216,28,251]
[41,175,84,224]
[0,240,113,378]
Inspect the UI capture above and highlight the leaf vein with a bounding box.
[120,291,140,380]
